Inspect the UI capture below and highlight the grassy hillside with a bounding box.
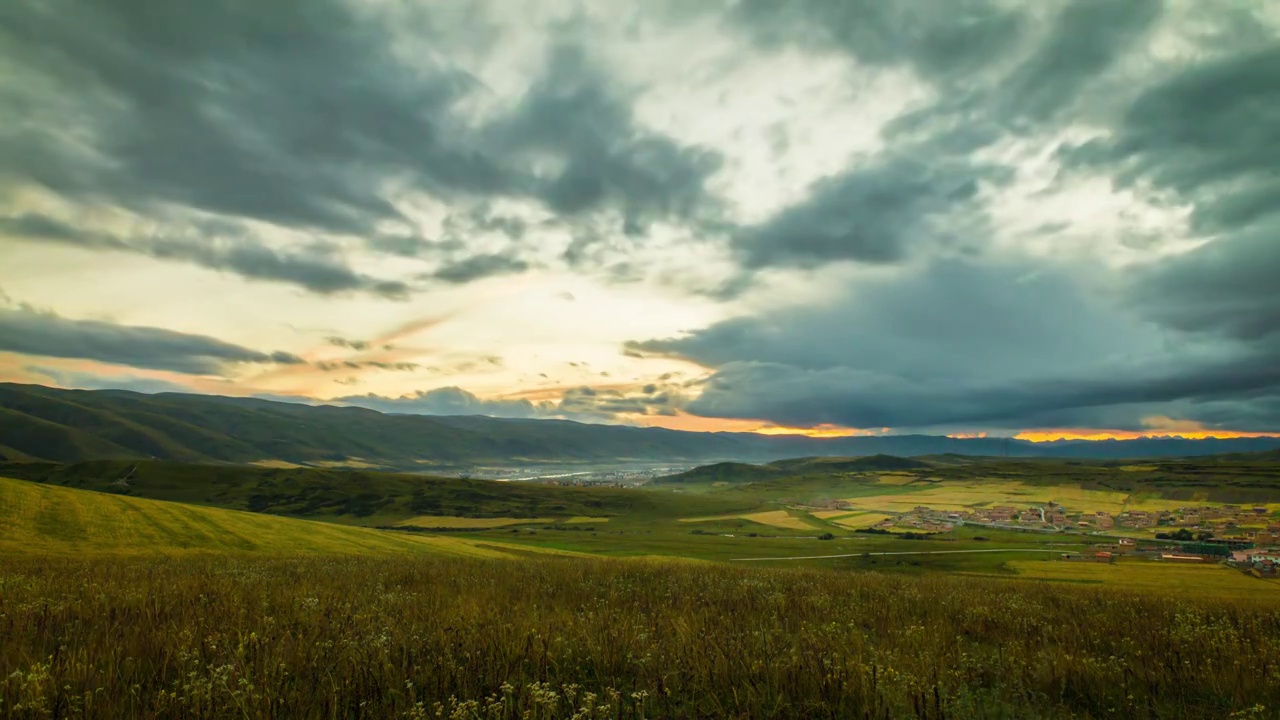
[659,452,1280,504]
[0,459,753,525]
[0,475,550,558]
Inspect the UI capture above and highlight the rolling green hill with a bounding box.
[0,475,549,557]
[6,383,1280,467]
[0,459,752,526]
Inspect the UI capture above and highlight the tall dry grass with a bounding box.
[1,556,1277,719]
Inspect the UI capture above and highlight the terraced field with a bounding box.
[0,476,551,559]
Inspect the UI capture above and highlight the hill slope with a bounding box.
[0,475,536,557]
[0,459,750,525]
[4,382,1280,465]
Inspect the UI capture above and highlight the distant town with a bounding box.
[805,499,1280,576]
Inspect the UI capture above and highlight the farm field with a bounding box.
[679,509,819,531]
[840,479,1136,514]
[395,515,555,529]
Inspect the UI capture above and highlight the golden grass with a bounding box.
[565,516,609,524]
[838,479,1214,515]
[1118,464,1159,472]
[248,459,305,469]
[739,510,820,531]
[830,512,893,529]
[680,510,818,531]
[395,515,553,529]
[874,473,919,485]
[2,556,1279,718]
[1001,560,1280,601]
[0,476,531,559]
[313,457,382,469]
[809,509,856,519]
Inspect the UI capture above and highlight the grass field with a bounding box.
[3,456,1280,718]
[0,476,553,559]
[993,560,1280,600]
[840,479,1135,513]
[679,509,818,531]
[395,515,555,529]
[829,511,894,528]
[2,556,1278,719]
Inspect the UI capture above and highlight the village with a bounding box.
[834,500,1280,576]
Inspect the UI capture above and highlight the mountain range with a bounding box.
[3,382,1280,467]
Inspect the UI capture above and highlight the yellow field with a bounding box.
[1118,465,1158,472]
[830,512,893,529]
[0,476,545,559]
[565,516,609,524]
[875,473,918,485]
[1000,560,1280,601]
[836,479,1230,515]
[810,509,856,519]
[396,515,553,529]
[681,510,818,531]
[249,459,306,469]
[313,458,383,469]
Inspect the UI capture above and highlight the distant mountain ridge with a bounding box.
[2,383,1280,466]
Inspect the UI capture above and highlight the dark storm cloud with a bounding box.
[731,0,1027,82]
[487,44,724,235]
[999,0,1162,122]
[429,254,530,284]
[638,255,1280,431]
[0,0,504,234]
[0,2,722,292]
[0,213,410,299]
[680,354,1280,431]
[1067,43,1280,346]
[733,155,1001,268]
[0,305,304,375]
[723,0,1163,275]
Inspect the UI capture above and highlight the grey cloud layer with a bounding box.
[3,0,1276,431]
[0,214,409,299]
[0,0,722,295]
[0,305,303,375]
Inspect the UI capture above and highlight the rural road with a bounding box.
[731,548,1070,562]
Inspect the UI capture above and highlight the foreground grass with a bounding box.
[2,557,1279,719]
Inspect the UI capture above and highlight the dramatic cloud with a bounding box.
[0,213,411,299]
[0,305,304,375]
[640,254,1280,431]
[429,254,530,284]
[733,155,999,269]
[2,0,1277,434]
[486,44,724,235]
[0,0,499,233]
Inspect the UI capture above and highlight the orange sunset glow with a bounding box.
[1016,429,1280,442]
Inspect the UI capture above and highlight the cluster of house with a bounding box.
[871,502,1280,540]
[1229,549,1280,576]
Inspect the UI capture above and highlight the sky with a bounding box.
[1,0,1278,440]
